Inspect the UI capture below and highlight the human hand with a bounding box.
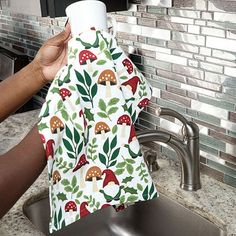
[33,23,72,83]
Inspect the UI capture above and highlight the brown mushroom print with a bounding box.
[50,116,64,141]
[79,49,97,72]
[85,166,102,192]
[97,69,117,98]
[52,170,61,189]
[73,154,89,188]
[117,115,131,137]
[60,88,77,112]
[95,122,110,140]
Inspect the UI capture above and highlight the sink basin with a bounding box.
[23,192,225,236]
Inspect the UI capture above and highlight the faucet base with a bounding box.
[180,183,201,191]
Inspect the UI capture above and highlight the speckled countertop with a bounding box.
[0,110,235,236]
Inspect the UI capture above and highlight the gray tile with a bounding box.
[198,94,235,111]
[172,31,205,46]
[224,175,236,188]
[172,65,204,80]
[207,160,236,178]
[200,134,226,152]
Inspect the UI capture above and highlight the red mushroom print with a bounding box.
[73,154,89,188]
[79,110,87,128]
[59,88,77,112]
[113,204,125,212]
[80,202,90,219]
[79,50,97,72]
[121,76,141,95]
[65,201,77,222]
[138,98,150,109]
[117,115,132,137]
[123,58,134,74]
[128,125,137,144]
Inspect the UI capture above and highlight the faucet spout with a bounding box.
[137,121,201,191]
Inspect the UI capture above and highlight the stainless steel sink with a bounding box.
[23,192,225,236]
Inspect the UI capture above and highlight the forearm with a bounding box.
[0,125,46,218]
[0,62,47,122]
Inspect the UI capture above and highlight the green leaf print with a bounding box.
[63,139,74,153]
[112,52,122,60]
[57,100,64,110]
[51,87,59,94]
[72,176,77,188]
[110,136,117,149]
[103,138,110,154]
[61,179,70,186]
[108,98,119,106]
[58,64,72,86]
[100,40,105,51]
[97,60,106,65]
[97,98,119,121]
[65,126,73,140]
[61,109,69,121]
[75,70,97,107]
[77,85,87,96]
[104,50,112,60]
[142,186,149,201]
[124,187,137,195]
[122,176,134,184]
[84,70,92,87]
[99,153,106,166]
[40,100,51,118]
[99,99,107,111]
[57,192,67,201]
[137,183,143,191]
[38,123,48,131]
[87,138,98,162]
[92,70,99,77]
[112,125,118,134]
[120,195,126,204]
[127,195,139,203]
[84,108,94,121]
[127,164,134,175]
[115,168,125,175]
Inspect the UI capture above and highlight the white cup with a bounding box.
[65,0,116,37]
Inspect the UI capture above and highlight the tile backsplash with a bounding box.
[0,0,236,188]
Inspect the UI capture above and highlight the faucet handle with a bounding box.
[156,107,199,139]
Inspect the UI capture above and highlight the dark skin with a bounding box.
[0,24,71,218]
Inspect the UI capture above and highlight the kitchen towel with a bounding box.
[38,29,158,233]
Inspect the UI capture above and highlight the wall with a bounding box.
[0,0,235,187]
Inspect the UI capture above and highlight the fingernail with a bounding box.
[64,18,69,27]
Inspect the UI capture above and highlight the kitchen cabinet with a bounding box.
[1,0,128,17]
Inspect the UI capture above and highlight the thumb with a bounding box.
[47,24,71,46]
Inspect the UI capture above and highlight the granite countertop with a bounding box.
[0,110,235,236]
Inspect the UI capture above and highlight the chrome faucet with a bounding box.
[137,107,201,191]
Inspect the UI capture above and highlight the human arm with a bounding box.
[0,24,71,122]
[0,125,46,218]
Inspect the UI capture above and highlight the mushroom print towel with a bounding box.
[38,29,158,233]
